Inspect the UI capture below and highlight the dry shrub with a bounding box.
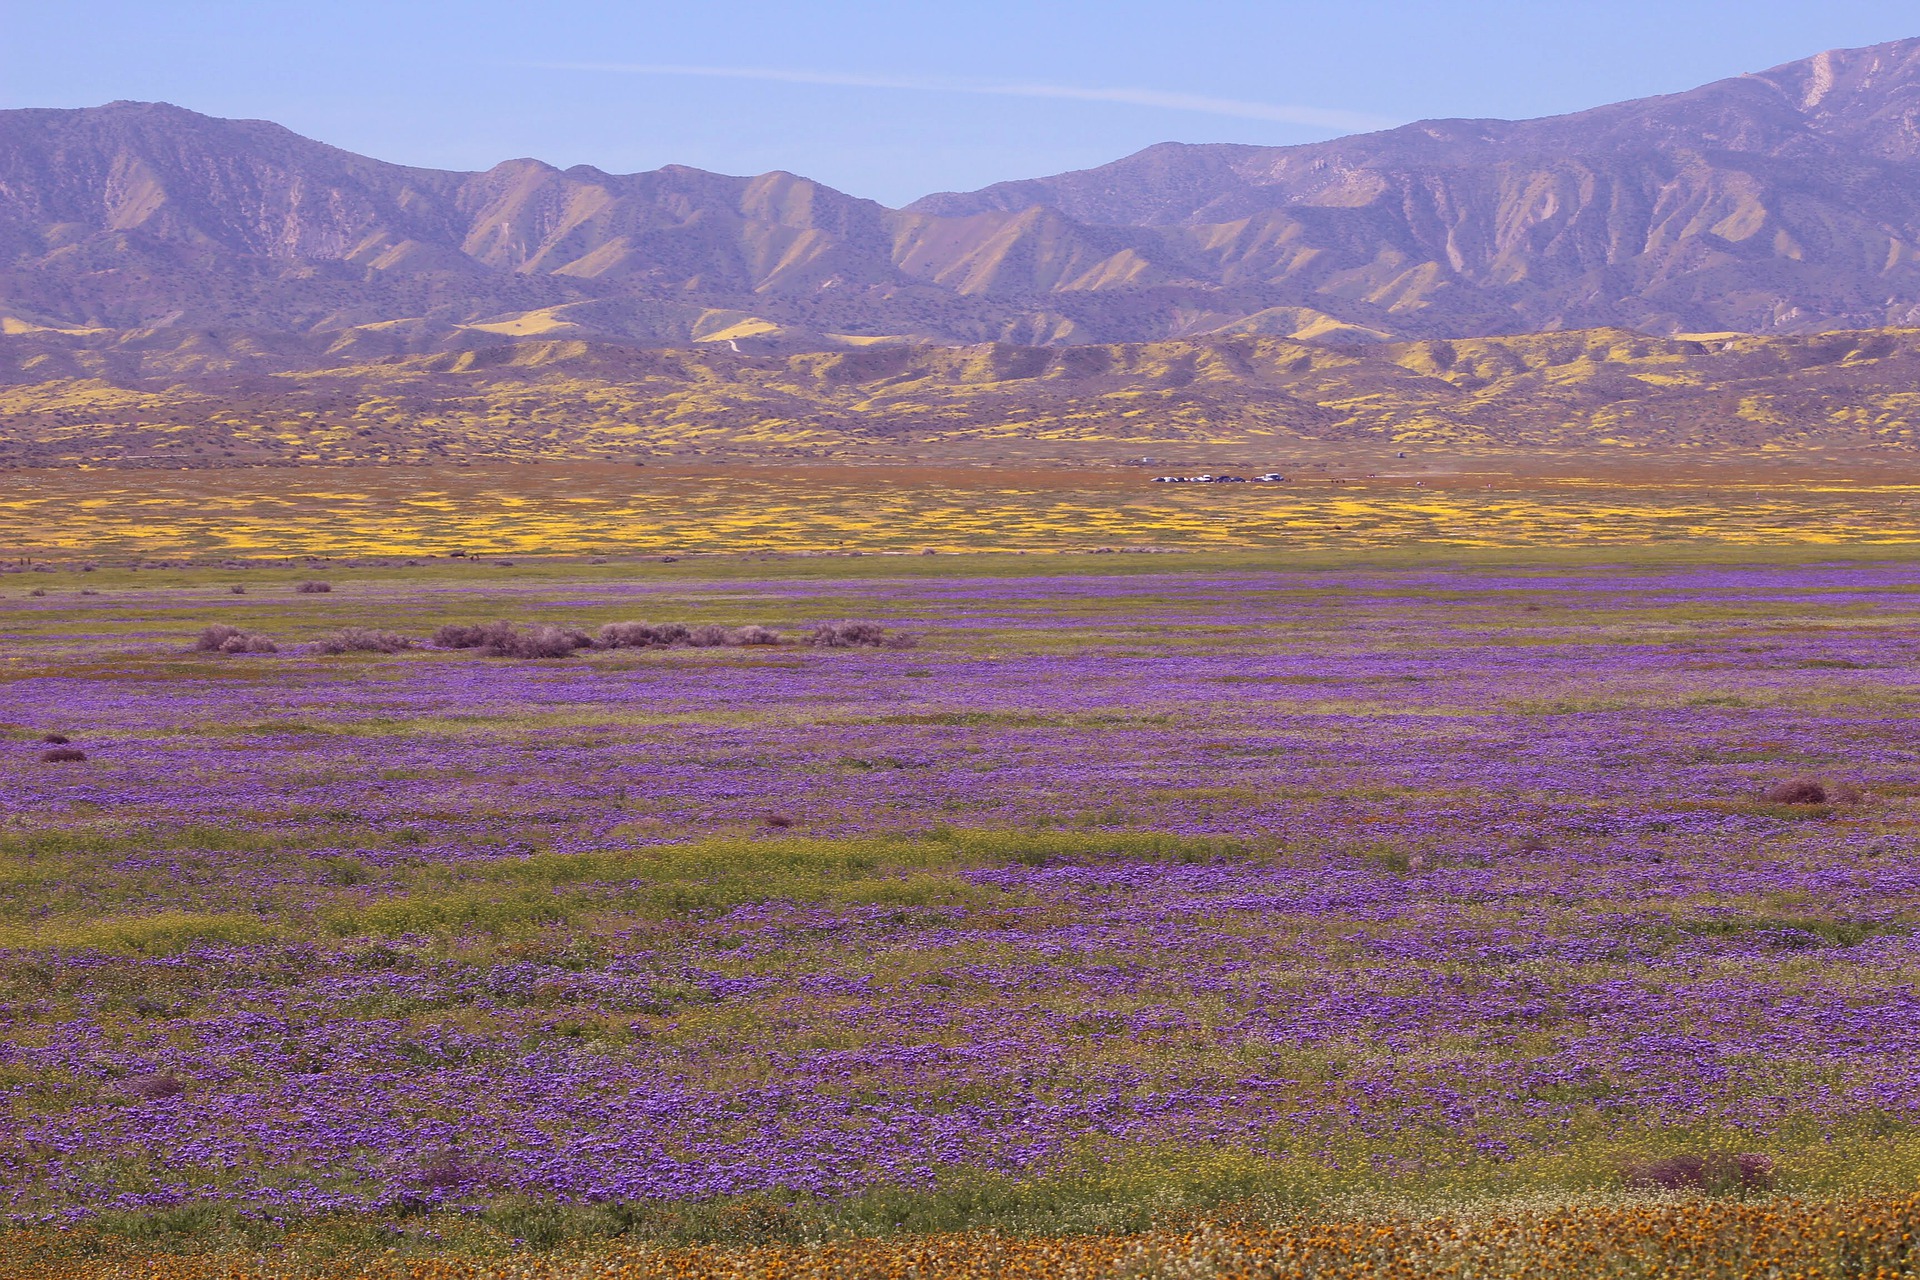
[194,625,243,650]
[596,621,662,649]
[1765,777,1828,805]
[1623,1152,1775,1193]
[1827,780,1866,805]
[128,1072,185,1100]
[316,627,415,655]
[229,584,246,595]
[806,621,916,649]
[40,747,87,763]
[763,813,795,829]
[598,621,787,650]
[432,621,510,649]
[295,580,332,594]
[481,623,593,659]
[39,733,70,744]
[193,624,277,655]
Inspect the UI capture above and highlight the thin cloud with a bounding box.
[535,62,1395,132]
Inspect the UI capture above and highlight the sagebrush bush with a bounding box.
[596,621,787,650]
[39,733,70,744]
[432,622,509,649]
[481,623,593,659]
[596,621,662,649]
[39,747,87,763]
[193,624,276,655]
[806,621,915,649]
[295,581,332,594]
[316,628,415,655]
[1765,777,1828,805]
[127,1072,186,1101]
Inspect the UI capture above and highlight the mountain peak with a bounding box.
[6,38,1920,360]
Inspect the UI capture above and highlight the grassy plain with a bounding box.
[4,543,1920,1275]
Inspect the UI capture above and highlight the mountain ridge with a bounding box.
[4,37,1920,374]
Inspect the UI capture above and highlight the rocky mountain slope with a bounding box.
[3,37,1920,369]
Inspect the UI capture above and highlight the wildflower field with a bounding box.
[3,460,1918,559]
[6,549,1920,1276]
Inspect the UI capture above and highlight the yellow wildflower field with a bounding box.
[6,463,1920,558]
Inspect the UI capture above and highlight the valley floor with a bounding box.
[4,551,1920,1275]
[4,452,1920,560]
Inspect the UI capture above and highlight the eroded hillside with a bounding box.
[4,328,1917,468]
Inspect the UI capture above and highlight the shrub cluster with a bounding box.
[193,624,277,655]
[315,628,415,655]
[597,622,784,649]
[185,619,912,661]
[434,621,594,659]
[433,620,822,657]
[1764,776,1865,806]
[806,621,916,649]
[127,1071,186,1101]
[295,581,333,594]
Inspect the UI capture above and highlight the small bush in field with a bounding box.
[128,1072,186,1101]
[193,624,276,655]
[597,621,786,650]
[481,623,593,659]
[40,747,87,763]
[806,621,916,649]
[732,625,783,646]
[296,581,332,594]
[597,622,661,649]
[316,628,415,655]
[40,733,70,744]
[432,622,511,649]
[1765,778,1828,805]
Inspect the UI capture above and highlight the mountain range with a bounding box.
[5,36,1920,379]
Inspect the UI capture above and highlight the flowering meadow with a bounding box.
[5,552,1920,1275]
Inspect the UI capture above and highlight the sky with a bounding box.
[2,1,1917,206]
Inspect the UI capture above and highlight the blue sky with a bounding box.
[2,1,1915,204]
